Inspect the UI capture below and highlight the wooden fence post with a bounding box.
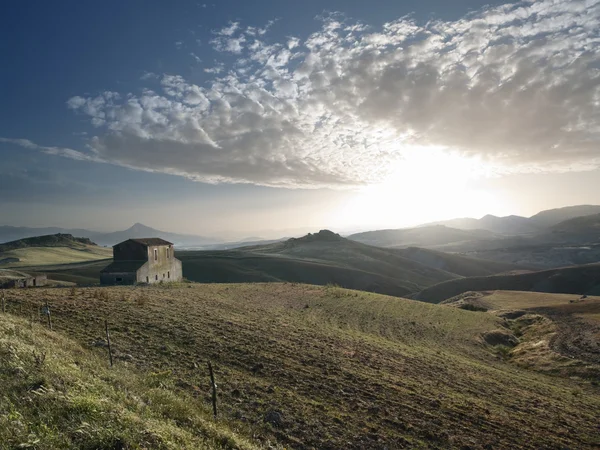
[105,319,113,367]
[208,361,218,419]
[45,301,52,330]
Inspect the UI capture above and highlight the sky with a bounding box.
[1,0,599,239]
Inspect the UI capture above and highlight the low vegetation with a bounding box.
[0,314,259,449]
[2,284,599,448]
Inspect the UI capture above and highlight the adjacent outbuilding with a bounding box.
[100,238,183,285]
[0,270,47,288]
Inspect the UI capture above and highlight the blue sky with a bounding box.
[1,0,599,238]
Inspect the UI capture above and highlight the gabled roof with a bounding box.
[114,238,173,247]
[101,260,147,273]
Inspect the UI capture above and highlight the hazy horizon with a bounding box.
[2,0,599,238]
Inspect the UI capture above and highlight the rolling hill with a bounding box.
[179,230,462,295]
[347,224,497,248]
[530,205,600,227]
[0,234,112,268]
[0,223,220,247]
[2,284,599,448]
[414,263,600,303]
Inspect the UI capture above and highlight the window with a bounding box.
[155,274,158,280]
[163,273,165,278]
[116,277,123,283]
[154,248,158,261]
[146,276,149,283]
[168,271,170,279]
[166,247,170,259]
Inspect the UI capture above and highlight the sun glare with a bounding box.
[332,148,497,229]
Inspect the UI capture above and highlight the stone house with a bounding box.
[0,272,47,288]
[100,238,183,285]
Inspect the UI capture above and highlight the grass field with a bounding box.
[0,246,112,268]
[2,284,599,449]
[0,314,259,449]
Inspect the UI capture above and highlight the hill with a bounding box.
[550,212,600,234]
[179,230,461,295]
[394,246,527,277]
[0,234,112,269]
[347,224,496,248]
[414,263,600,303]
[0,224,220,247]
[0,313,257,449]
[2,284,599,448]
[530,205,600,227]
[0,233,97,252]
[421,214,538,235]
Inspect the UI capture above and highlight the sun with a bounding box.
[331,147,497,229]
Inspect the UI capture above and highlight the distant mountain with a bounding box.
[414,263,600,303]
[423,214,539,235]
[0,223,220,247]
[550,213,600,233]
[347,225,497,248]
[91,223,220,247]
[418,205,600,235]
[530,205,600,227]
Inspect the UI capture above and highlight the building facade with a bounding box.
[100,238,183,285]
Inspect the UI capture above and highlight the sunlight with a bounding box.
[332,147,497,228]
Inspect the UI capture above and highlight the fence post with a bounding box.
[208,361,218,419]
[105,319,113,367]
[45,301,52,330]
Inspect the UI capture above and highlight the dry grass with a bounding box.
[2,283,600,449]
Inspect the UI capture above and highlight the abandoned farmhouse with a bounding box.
[100,238,183,285]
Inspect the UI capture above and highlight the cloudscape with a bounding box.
[1,0,599,236]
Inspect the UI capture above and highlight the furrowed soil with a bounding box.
[3,284,600,449]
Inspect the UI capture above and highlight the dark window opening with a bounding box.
[155,274,158,280]
[146,276,149,283]
[154,248,158,261]
[116,277,123,283]
[167,247,170,259]
[168,271,170,278]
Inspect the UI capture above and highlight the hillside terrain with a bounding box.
[2,284,599,449]
[0,234,112,268]
[415,263,600,303]
[0,223,219,247]
[347,225,496,248]
[442,290,600,379]
[0,314,258,449]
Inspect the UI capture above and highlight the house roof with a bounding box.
[101,260,147,273]
[115,238,173,247]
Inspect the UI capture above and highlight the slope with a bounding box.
[3,284,599,449]
[530,205,600,227]
[348,224,496,248]
[0,234,112,268]
[180,230,461,295]
[0,314,258,449]
[414,263,600,303]
[394,246,527,277]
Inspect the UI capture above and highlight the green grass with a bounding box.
[3,283,600,449]
[0,314,261,450]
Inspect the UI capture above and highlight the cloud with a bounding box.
[25,0,600,187]
[0,138,98,162]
